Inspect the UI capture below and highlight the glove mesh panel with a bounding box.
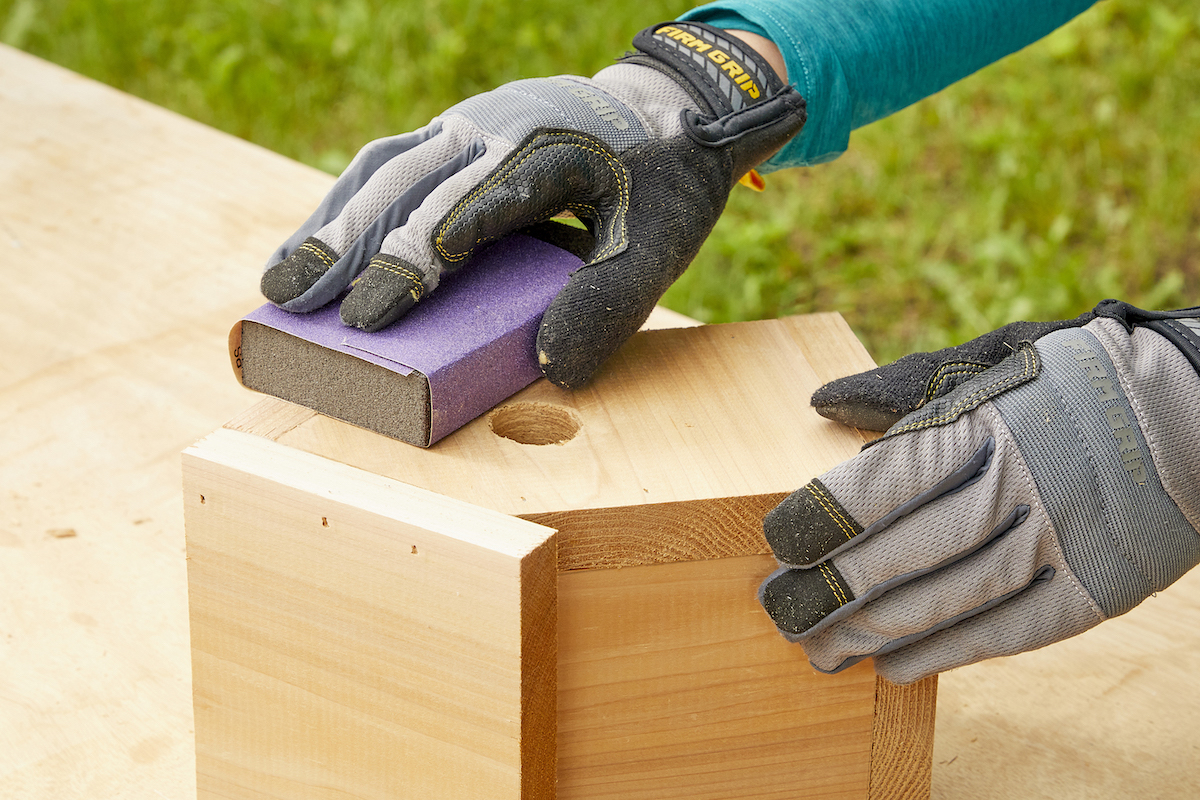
[316,123,482,254]
[833,410,1029,600]
[821,409,996,532]
[874,573,1101,685]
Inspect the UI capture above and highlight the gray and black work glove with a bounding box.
[260,22,805,388]
[760,300,1200,684]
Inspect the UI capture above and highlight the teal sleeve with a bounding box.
[680,0,1099,171]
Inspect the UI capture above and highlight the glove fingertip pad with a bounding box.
[339,254,423,332]
[764,479,865,566]
[261,236,338,307]
[759,561,856,637]
[810,372,912,432]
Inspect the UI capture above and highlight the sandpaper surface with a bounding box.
[236,235,582,445]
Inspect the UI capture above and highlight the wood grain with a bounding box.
[1,37,929,800]
[10,39,1200,800]
[216,313,935,798]
[184,429,557,799]
[0,44,330,799]
[527,494,785,571]
[232,315,874,521]
[869,676,938,800]
[557,556,878,800]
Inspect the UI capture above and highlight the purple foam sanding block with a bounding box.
[229,234,582,446]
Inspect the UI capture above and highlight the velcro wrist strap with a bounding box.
[1144,316,1200,378]
[1093,298,1200,378]
[628,21,788,117]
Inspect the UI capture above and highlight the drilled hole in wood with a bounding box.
[488,402,581,446]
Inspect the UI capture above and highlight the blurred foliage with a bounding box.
[5,0,1198,362]
[1,0,688,169]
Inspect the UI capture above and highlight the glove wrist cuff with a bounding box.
[625,21,789,118]
[1092,299,1200,379]
[1141,317,1200,378]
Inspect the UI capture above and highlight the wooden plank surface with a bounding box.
[557,556,877,800]
[870,675,938,800]
[5,41,1200,800]
[184,429,557,799]
[230,314,874,522]
[0,44,320,799]
[225,313,934,799]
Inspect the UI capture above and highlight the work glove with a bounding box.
[260,22,805,388]
[760,300,1200,684]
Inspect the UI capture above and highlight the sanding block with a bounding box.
[230,235,581,446]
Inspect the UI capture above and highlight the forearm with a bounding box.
[688,0,1099,170]
[724,29,788,81]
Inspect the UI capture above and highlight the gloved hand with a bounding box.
[760,300,1200,684]
[261,22,805,388]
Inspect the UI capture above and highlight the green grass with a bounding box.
[7,0,1199,363]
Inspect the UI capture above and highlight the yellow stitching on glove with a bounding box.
[435,132,629,263]
[368,259,425,300]
[300,240,335,267]
[806,482,858,541]
[890,345,1038,436]
[926,361,990,399]
[820,563,849,606]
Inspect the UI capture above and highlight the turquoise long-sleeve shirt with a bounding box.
[680,0,1099,171]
